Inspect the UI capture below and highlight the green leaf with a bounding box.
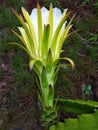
[49,110,98,130]
[57,99,98,115]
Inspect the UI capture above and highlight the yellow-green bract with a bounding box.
[11,3,74,69]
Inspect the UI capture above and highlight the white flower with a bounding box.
[30,6,67,42]
[11,4,74,69]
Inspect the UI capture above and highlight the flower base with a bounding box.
[40,107,58,130]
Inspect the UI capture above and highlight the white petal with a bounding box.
[41,7,49,25]
[30,8,38,42]
[62,9,68,29]
[53,8,68,34]
[53,7,62,34]
[64,8,68,13]
[30,7,68,43]
[62,20,67,31]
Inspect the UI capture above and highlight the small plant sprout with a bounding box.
[10,3,75,127]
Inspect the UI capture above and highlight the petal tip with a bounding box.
[37,2,40,9]
[21,7,24,10]
[50,3,53,8]
[21,7,25,12]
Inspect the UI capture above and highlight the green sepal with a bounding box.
[42,24,50,64]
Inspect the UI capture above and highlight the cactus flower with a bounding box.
[10,3,74,109]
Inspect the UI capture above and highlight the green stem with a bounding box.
[37,67,58,129]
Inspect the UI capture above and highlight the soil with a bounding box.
[0,0,98,130]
